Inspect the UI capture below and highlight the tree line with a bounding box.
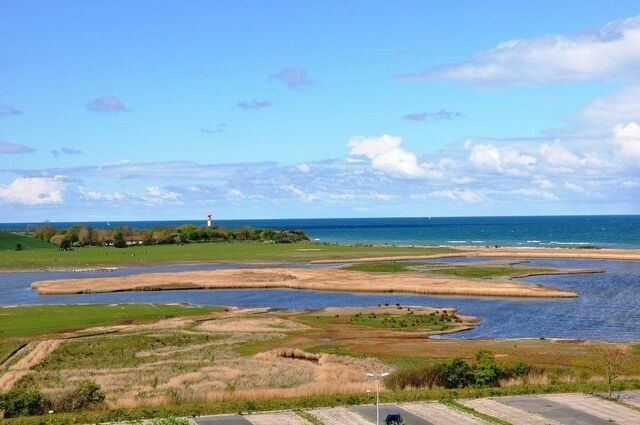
[31,223,310,249]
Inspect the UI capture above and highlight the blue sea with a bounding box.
[2,215,639,248]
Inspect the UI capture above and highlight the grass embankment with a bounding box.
[5,380,640,425]
[0,304,222,339]
[0,232,53,251]
[0,242,458,270]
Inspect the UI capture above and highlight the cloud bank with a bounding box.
[400,16,640,85]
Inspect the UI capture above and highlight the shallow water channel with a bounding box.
[1,258,639,342]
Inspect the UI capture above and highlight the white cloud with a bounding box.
[613,122,640,161]
[431,189,483,203]
[578,85,640,127]
[564,182,588,194]
[539,140,582,167]
[145,186,181,203]
[511,188,559,200]
[468,142,536,175]
[533,177,554,189]
[400,15,640,84]
[348,135,442,179]
[296,163,311,173]
[78,187,125,201]
[0,176,65,205]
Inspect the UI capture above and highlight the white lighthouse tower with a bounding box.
[207,214,212,228]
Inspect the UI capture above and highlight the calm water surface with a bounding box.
[1,258,638,342]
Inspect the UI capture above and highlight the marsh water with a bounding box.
[1,257,639,342]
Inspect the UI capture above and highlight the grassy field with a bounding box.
[1,305,639,420]
[298,310,459,332]
[344,261,556,280]
[342,262,420,272]
[0,232,53,251]
[0,304,222,338]
[0,242,458,270]
[429,265,554,279]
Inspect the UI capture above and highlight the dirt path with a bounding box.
[32,267,577,298]
[0,339,60,392]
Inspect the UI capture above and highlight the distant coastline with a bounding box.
[2,215,639,248]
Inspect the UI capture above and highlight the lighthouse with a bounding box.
[207,214,212,228]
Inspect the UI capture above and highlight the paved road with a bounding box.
[193,414,253,425]
[617,390,640,408]
[191,391,640,425]
[498,395,615,425]
[350,403,435,425]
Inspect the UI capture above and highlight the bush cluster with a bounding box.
[385,350,529,391]
[0,381,105,418]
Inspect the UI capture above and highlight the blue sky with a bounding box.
[1,1,639,221]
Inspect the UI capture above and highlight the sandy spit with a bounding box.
[31,267,577,298]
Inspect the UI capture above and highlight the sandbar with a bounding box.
[32,267,577,298]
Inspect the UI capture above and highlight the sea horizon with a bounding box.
[3,214,639,249]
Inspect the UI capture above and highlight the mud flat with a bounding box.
[32,267,577,298]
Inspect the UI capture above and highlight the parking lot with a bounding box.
[192,391,640,425]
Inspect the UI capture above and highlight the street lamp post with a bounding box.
[367,372,388,425]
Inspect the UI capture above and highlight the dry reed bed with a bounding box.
[32,267,577,298]
[0,339,60,392]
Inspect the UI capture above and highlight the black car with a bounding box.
[385,412,403,424]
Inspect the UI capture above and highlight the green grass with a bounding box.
[0,231,53,251]
[350,311,455,331]
[297,311,458,332]
[430,266,552,279]
[342,262,420,273]
[0,341,25,364]
[305,343,355,356]
[0,242,458,270]
[0,304,222,339]
[233,335,291,356]
[38,331,221,369]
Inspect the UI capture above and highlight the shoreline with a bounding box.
[2,245,639,273]
[31,267,578,298]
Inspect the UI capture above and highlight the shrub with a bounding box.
[54,381,106,412]
[439,358,474,389]
[472,349,506,388]
[0,388,45,418]
[15,242,23,251]
[511,360,529,377]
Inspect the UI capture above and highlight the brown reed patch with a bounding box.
[198,317,311,333]
[32,267,577,298]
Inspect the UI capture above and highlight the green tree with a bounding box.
[438,357,473,388]
[590,346,629,398]
[113,231,127,248]
[473,349,505,387]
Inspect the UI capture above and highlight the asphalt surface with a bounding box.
[350,403,436,425]
[498,395,615,425]
[193,414,253,425]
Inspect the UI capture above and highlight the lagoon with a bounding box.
[1,258,638,342]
